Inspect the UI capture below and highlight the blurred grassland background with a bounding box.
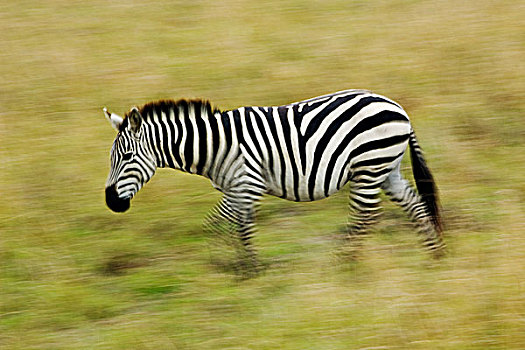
[1,0,524,349]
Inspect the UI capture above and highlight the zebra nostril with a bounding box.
[105,185,130,213]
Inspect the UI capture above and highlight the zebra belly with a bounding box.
[262,160,349,202]
[264,175,336,202]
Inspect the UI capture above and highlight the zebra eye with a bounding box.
[122,152,133,161]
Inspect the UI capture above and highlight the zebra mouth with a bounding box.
[105,185,131,213]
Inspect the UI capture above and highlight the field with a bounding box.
[1,0,524,348]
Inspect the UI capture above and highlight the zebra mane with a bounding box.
[119,99,220,132]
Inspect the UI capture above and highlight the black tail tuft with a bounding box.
[409,129,443,234]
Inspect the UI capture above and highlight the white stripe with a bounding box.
[299,95,339,135]
[178,105,188,170]
[210,113,227,178]
[187,105,199,173]
[286,107,307,200]
[271,107,294,198]
[217,111,240,189]
[201,106,214,175]
[162,110,173,167]
[153,110,167,166]
[240,108,262,166]
[248,109,269,163]
[254,108,283,197]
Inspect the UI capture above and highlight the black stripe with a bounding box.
[296,98,330,115]
[182,102,194,173]
[245,157,262,174]
[172,105,184,168]
[292,104,307,175]
[118,173,141,184]
[146,118,163,168]
[194,105,208,175]
[352,152,405,169]
[351,166,393,179]
[243,108,264,165]
[136,150,156,174]
[350,196,377,209]
[232,109,244,144]
[231,109,259,171]
[157,106,174,168]
[153,107,166,167]
[278,106,300,200]
[351,134,409,160]
[217,111,232,170]
[245,188,264,196]
[265,107,288,199]
[253,108,274,177]
[164,108,177,168]
[207,107,220,177]
[351,191,381,200]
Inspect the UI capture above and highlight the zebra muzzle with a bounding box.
[105,185,130,213]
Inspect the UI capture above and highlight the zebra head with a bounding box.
[104,106,157,213]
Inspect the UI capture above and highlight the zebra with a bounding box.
[104,89,444,272]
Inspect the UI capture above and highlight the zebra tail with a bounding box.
[408,128,443,234]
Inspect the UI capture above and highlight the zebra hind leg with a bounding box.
[381,166,446,257]
[339,182,382,260]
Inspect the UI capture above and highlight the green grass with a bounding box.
[1,0,524,349]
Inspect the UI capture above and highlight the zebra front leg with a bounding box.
[204,197,239,252]
[340,183,382,260]
[229,193,263,277]
[205,195,261,277]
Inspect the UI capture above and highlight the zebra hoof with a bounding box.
[430,245,447,260]
[334,247,362,264]
[209,255,263,279]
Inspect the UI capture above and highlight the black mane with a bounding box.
[119,99,220,132]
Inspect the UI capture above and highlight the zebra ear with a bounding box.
[103,107,123,131]
[128,107,142,134]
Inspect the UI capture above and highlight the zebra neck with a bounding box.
[143,100,220,177]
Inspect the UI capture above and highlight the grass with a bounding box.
[1,0,524,349]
